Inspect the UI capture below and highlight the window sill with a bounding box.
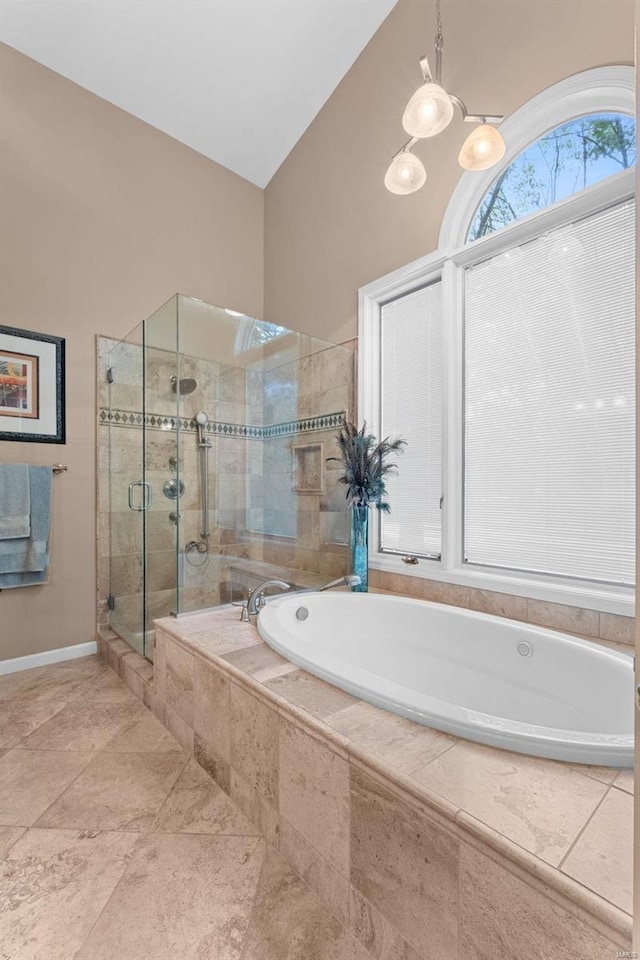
[369,555,635,618]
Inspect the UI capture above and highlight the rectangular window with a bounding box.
[464,201,635,585]
[380,282,442,558]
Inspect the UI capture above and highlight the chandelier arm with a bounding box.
[391,136,419,160]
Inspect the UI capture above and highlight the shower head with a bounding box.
[195,411,208,425]
[170,375,197,395]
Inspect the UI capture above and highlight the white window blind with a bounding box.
[464,200,635,585]
[381,282,442,558]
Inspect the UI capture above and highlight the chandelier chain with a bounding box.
[435,0,443,54]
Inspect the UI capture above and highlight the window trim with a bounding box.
[359,67,635,617]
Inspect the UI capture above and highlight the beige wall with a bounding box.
[263,0,634,343]
[0,43,264,661]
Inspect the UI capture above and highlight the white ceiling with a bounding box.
[0,0,396,187]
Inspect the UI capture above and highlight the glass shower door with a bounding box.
[108,333,147,656]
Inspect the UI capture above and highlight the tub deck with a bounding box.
[100,602,633,959]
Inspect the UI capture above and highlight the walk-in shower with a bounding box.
[99,294,355,659]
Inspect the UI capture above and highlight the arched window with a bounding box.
[469,113,635,240]
[360,67,635,614]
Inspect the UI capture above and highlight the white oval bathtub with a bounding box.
[258,593,634,767]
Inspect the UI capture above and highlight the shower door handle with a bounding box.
[128,481,153,512]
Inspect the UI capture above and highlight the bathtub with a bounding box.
[258,592,634,767]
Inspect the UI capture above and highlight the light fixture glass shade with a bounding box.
[458,124,506,171]
[402,82,454,138]
[384,151,426,195]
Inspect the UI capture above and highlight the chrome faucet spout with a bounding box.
[246,579,291,616]
[317,574,361,592]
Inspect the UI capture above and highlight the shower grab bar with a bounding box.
[128,481,152,512]
[199,441,210,539]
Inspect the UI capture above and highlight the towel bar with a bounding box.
[51,464,68,475]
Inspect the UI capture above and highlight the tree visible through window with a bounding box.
[469,113,635,240]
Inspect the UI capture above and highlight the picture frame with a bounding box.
[0,326,65,444]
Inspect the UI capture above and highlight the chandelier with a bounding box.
[385,0,506,195]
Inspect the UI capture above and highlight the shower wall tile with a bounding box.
[350,766,458,960]
[110,554,143,598]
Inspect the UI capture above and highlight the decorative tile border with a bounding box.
[98,407,346,439]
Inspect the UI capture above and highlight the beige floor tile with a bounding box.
[37,751,188,832]
[414,740,608,866]
[153,758,260,836]
[75,833,265,960]
[562,787,633,914]
[0,749,95,826]
[0,827,138,960]
[460,841,624,960]
[20,698,146,752]
[613,768,634,795]
[102,712,183,753]
[0,662,92,704]
[240,847,371,960]
[72,670,143,705]
[0,699,69,750]
[0,826,26,858]
[327,700,457,774]
[264,669,357,720]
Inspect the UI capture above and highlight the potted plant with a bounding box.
[328,421,406,591]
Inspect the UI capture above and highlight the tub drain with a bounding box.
[295,607,309,621]
[517,641,533,657]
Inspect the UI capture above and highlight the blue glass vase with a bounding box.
[350,504,369,592]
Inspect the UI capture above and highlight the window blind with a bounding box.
[464,200,635,585]
[381,282,442,557]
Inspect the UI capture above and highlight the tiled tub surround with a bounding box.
[98,609,632,960]
[369,570,635,650]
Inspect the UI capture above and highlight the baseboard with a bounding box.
[0,641,98,676]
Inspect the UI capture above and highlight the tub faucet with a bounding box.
[317,574,361,592]
[246,579,291,617]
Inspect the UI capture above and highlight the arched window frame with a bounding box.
[359,66,635,616]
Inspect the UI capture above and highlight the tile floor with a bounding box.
[0,655,369,960]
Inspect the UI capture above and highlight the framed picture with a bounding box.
[0,326,65,443]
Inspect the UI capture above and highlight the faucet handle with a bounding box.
[231,598,250,622]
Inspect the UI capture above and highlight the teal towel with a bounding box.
[0,463,31,539]
[0,466,51,581]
